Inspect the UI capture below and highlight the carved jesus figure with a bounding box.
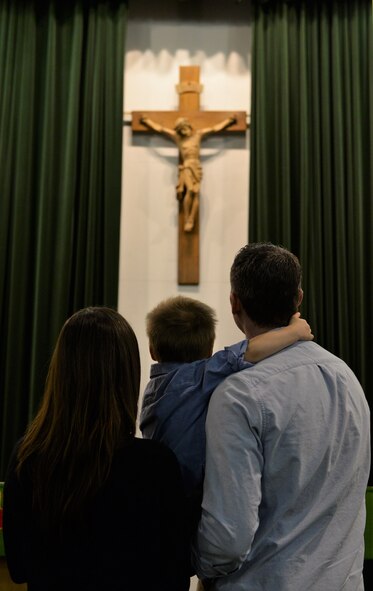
[140,114,237,232]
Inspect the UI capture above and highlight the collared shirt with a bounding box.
[192,341,370,591]
[140,340,252,495]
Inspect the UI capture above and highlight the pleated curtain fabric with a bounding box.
[249,1,373,425]
[0,0,127,477]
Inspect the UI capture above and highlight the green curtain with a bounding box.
[250,1,373,417]
[0,0,127,478]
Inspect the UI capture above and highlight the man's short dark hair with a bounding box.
[146,296,216,363]
[230,243,302,327]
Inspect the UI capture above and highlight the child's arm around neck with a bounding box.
[244,313,314,363]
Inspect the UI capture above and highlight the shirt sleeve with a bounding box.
[201,340,253,390]
[191,372,264,579]
[140,341,252,443]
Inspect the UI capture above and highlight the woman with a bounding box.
[3,307,191,591]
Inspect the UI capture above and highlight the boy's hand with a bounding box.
[289,312,314,341]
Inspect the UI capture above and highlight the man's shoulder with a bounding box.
[273,340,344,366]
[220,341,353,387]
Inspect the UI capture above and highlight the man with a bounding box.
[140,114,236,232]
[192,243,370,590]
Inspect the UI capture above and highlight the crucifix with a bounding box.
[132,66,246,285]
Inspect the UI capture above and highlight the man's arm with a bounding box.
[245,312,314,363]
[192,375,262,579]
[140,116,176,139]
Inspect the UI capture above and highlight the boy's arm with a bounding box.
[244,312,314,363]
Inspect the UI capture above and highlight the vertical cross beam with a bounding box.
[177,67,201,284]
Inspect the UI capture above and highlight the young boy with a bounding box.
[140,295,313,513]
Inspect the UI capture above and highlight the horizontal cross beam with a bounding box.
[132,111,247,132]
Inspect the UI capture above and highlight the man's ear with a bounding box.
[230,291,241,315]
[297,288,304,308]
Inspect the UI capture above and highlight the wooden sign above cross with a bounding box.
[132,66,247,285]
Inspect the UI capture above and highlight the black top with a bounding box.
[3,438,191,591]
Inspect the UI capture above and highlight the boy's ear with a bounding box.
[230,291,241,315]
[149,344,157,361]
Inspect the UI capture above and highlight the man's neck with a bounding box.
[244,317,274,340]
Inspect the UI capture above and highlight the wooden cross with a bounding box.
[132,66,246,285]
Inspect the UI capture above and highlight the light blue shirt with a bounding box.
[192,341,370,590]
[140,340,252,495]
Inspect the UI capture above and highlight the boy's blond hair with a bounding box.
[146,296,217,363]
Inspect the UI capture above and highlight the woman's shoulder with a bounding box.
[112,438,182,488]
[118,437,178,465]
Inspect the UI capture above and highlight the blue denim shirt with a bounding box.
[140,340,252,496]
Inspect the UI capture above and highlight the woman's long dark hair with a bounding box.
[15,307,141,528]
